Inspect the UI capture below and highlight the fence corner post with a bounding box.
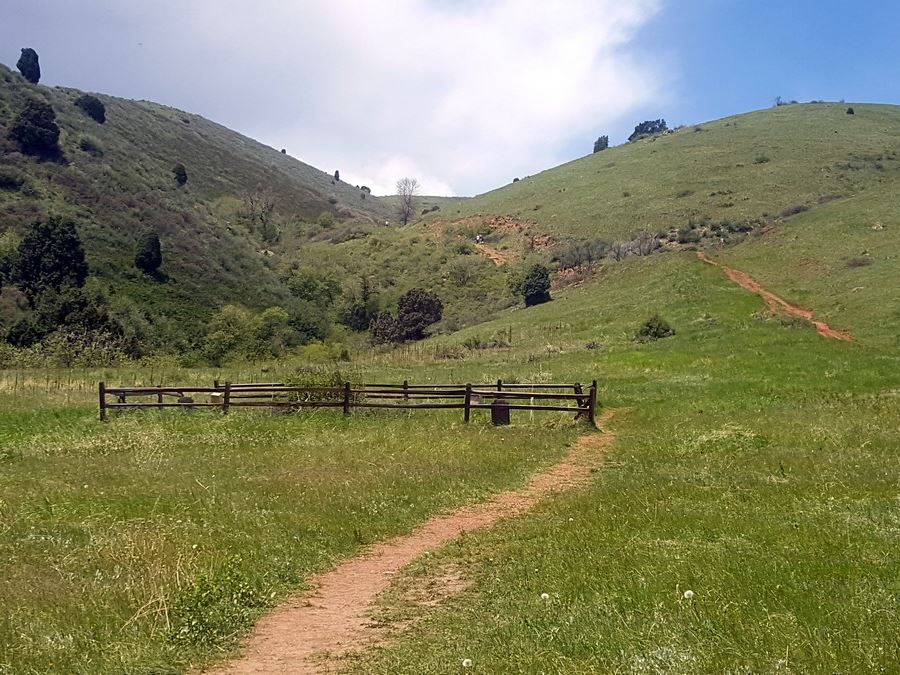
[99,381,107,422]
[223,381,231,414]
[464,383,472,423]
[588,379,598,427]
[343,381,351,416]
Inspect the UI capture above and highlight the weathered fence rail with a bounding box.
[99,379,598,425]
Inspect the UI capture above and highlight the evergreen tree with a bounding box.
[16,48,40,84]
[134,232,162,274]
[593,135,609,153]
[8,99,60,157]
[521,264,551,307]
[14,216,88,305]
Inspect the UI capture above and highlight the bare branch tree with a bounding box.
[609,240,629,261]
[396,177,420,226]
[634,230,659,256]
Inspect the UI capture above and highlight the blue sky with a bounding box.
[560,0,900,160]
[3,1,899,195]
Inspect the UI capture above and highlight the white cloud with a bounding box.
[6,0,665,196]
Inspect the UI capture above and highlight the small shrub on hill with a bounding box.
[172,163,188,186]
[628,119,667,142]
[520,264,551,307]
[15,216,88,304]
[74,94,106,123]
[8,99,61,157]
[134,232,163,275]
[636,315,675,342]
[593,135,609,153]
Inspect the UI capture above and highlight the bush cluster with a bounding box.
[370,288,443,344]
[74,94,106,123]
[636,315,675,342]
[8,99,61,157]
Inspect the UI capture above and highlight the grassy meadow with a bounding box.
[2,247,899,672]
[354,254,900,672]
[2,92,900,673]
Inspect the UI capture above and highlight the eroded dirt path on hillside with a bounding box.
[697,252,851,341]
[474,243,509,266]
[212,412,616,674]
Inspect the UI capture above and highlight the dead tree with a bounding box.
[396,177,420,226]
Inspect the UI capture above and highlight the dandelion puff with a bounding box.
[683,590,694,600]
[540,593,550,600]
[462,658,473,668]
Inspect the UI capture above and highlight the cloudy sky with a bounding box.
[4,1,900,195]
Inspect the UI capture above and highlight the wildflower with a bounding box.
[683,590,694,600]
[462,658,473,668]
[540,593,550,600]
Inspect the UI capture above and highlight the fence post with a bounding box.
[343,381,351,416]
[464,383,472,423]
[497,378,502,392]
[99,381,107,422]
[213,378,219,388]
[223,381,231,414]
[157,389,163,410]
[588,380,598,426]
[403,379,409,402]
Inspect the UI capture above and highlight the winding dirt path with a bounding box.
[697,252,851,341]
[474,243,509,266]
[212,412,616,674]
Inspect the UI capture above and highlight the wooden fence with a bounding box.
[99,379,598,426]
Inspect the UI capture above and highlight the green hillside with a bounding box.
[424,103,900,243]
[0,62,392,345]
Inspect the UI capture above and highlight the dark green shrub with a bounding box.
[15,216,88,304]
[172,163,188,186]
[369,311,403,344]
[521,264,551,307]
[593,135,609,153]
[636,315,675,342]
[396,287,443,340]
[74,94,106,123]
[338,277,378,331]
[16,48,40,83]
[8,99,61,157]
[134,232,162,274]
[6,317,43,348]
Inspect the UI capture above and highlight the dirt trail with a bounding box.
[212,411,616,674]
[474,243,509,266]
[697,252,851,341]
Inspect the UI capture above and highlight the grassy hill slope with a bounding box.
[424,103,900,244]
[0,63,392,339]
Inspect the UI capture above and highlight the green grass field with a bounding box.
[3,246,899,672]
[3,89,900,673]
